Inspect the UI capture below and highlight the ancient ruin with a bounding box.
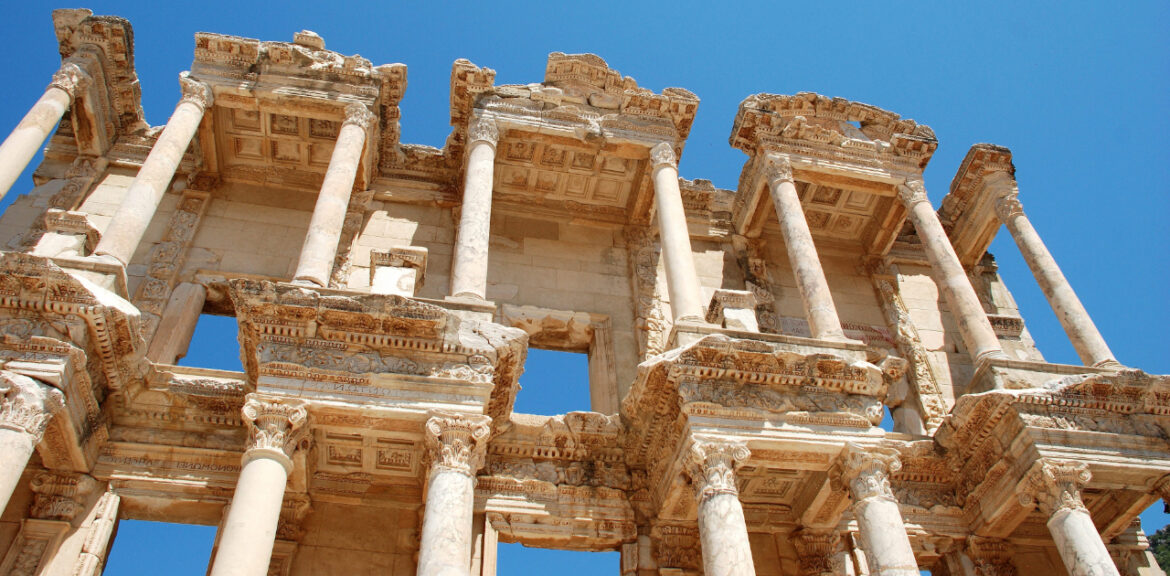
[0,8,1166,576]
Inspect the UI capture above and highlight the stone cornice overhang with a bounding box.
[935,365,1170,538]
[230,280,527,433]
[937,143,1016,269]
[53,9,146,136]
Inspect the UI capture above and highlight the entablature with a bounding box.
[937,143,1016,268]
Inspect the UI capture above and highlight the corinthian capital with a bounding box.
[993,187,1025,223]
[467,116,499,148]
[649,142,677,170]
[30,471,97,522]
[178,71,214,111]
[343,103,376,131]
[966,536,1016,576]
[763,155,794,185]
[242,394,309,469]
[48,61,91,99]
[685,436,750,503]
[0,371,65,441]
[424,411,492,476]
[1021,459,1090,516]
[897,180,929,207]
[792,529,841,576]
[837,443,901,504]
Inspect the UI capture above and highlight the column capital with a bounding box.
[47,61,91,100]
[966,536,1017,576]
[0,371,65,441]
[897,179,930,207]
[792,529,841,576]
[836,443,902,504]
[649,142,677,170]
[467,116,499,149]
[1020,459,1090,516]
[29,471,97,522]
[994,192,1024,222]
[424,411,492,476]
[342,103,375,131]
[762,155,794,185]
[685,436,750,504]
[178,71,215,112]
[242,394,309,472]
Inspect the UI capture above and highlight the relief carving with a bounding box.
[424,412,491,476]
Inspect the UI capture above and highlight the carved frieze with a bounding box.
[132,190,209,339]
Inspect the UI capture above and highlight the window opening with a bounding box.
[176,314,243,372]
[514,348,590,415]
[104,520,216,576]
[496,542,619,575]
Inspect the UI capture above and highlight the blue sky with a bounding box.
[2,1,1167,574]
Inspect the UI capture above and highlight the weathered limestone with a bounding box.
[650,143,705,323]
[208,395,308,576]
[898,180,1004,364]
[370,246,428,297]
[792,529,841,576]
[685,438,756,576]
[94,73,212,266]
[146,281,206,364]
[293,104,375,287]
[988,173,1117,367]
[764,156,846,341]
[0,61,89,200]
[449,116,499,300]
[1026,461,1121,576]
[838,444,919,576]
[0,371,64,515]
[706,289,759,332]
[417,412,492,576]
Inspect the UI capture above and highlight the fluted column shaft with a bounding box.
[765,157,846,340]
[209,395,307,576]
[0,372,64,514]
[686,438,756,576]
[839,444,918,576]
[293,104,374,287]
[651,143,705,323]
[990,176,1116,366]
[0,62,89,201]
[1027,461,1119,576]
[95,73,212,266]
[898,181,1004,364]
[417,413,491,576]
[449,117,499,300]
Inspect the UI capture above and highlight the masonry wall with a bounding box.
[290,503,418,576]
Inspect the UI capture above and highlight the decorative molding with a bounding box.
[423,411,491,476]
[178,72,214,111]
[47,61,91,98]
[0,371,65,440]
[132,190,209,339]
[342,104,375,131]
[242,394,309,468]
[649,142,677,170]
[1021,459,1091,516]
[837,443,901,504]
[993,192,1024,223]
[763,155,793,185]
[792,529,841,576]
[467,116,499,148]
[29,471,97,522]
[685,436,749,504]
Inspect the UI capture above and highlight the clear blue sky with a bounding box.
[2,2,1167,574]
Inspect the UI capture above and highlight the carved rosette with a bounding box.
[897,180,929,207]
[178,71,214,112]
[467,116,499,148]
[342,103,375,131]
[47,61,91,99]
[966,536,1017,576]
[685,437,750,504]
[1021,460,1091,516]
[241,394,309,471]
[763,155,794,185]
[837,443,902,504]
[649,142,677,170]
[0,372,66,441]
[29,471,97,522]
[423,412,492,477]
[792,529,841,576]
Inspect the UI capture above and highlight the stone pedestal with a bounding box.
[0,371,64,514]
[765,157,846,341]
[1026,461,1120,576]
[94,73,212,266]
[898,181,1004,364]
[0,62,88,200]
[651,143,705,323]
[370,246,428,297]
[417,412,492,576]
[450,117,498,300]
[838,444,919,576]
[706,289,759,332]
[208,395,307,576]
[990,176,1117,367]
[293,104,374,287]
[686,437,756,576]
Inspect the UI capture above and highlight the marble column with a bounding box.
[208,394,307,576]
[449,117,499,300]
[293,104,375,287]
[764,156,847,341]
[838,443,919,576]
[0,371,64,515]
[898,181,1004,364]
[988,175,1117,367]
[94,72,212,266]
[417,412,492,576]
[651,142,705,323]
[685,437,756,576]
[0,62,89,201]
[792,529,841,576]
[1025,460,1119,576]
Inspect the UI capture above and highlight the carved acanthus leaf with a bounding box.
[0,371,65,440]
[242,394,309,462]
[424,412,492,476]
[685,436,750,503]
[837,443,901,504]
[178,72,214,111]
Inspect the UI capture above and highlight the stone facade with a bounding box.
[0,8,1166,576]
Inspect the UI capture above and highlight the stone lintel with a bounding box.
[937,143,1016,268]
